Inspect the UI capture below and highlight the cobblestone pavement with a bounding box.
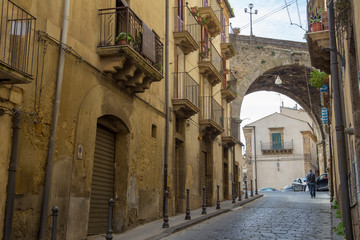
[162,191,332,240]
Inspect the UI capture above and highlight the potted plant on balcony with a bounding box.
[115,32,134,45]
[199,47,210,59]
[190,6,200,17]
[309,69,328,89]
[321,11,329,30]
[200,18,207,26]
[309,17,322,32]
[309,9,323,32]
[233,27,240,35]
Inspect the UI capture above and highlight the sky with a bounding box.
[227,0,309,149]
[228,0,308,42]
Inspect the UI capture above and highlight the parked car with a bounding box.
[259,187,278,191]
[292,178,307,191]
[283,185,293,191]
[316,173,329,191]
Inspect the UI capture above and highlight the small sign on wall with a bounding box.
[321,108,328,125]
[77,144,83,160]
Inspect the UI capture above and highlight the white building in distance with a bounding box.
[243,109,318,190]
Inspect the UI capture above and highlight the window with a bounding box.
[176,0,184,31]
[152,124,157,138]
[221,13,226,43]
[272,133,282,150]
[10,21,29,35]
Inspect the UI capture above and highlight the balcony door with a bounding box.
[177,0,185,31]
[115,0,127,41]
[272,133,282,150]
[201,27,209,58]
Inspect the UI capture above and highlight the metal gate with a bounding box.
[88,125,115,235]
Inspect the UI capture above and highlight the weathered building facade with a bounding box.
[243,111,318,190]
[306,0,360,239]
[0,0,243,239]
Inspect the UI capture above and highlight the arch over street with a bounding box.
[229,35,328,173]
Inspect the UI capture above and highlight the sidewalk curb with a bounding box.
[146,194,263,240]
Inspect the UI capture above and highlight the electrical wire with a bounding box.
[284,0,293,24]
[240,0,297,30]
[285,0,307,31]
[296,0,302,28]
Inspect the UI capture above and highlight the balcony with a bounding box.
[306,1,330,74]
[221,117,239,148]
[199,41,223,86]
[173,5,199,55]
[197,0,222,37]
[199,96,224,141]
[97,7,163,93]
[0,0,36,84]
[172,72,200,119]
[220,43,235,60]
[261,141,293,154]
[221,71,237,103]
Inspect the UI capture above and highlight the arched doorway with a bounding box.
[87,115,129,235]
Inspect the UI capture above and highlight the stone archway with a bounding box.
[229,34,328,173]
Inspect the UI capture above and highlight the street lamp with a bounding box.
[244,3,258,36]
[275,75,282,85]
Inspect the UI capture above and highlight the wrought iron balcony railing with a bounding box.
[174,5,199,42]
[199,40,223,75]
[199,96,224,128]
[307,0,328,32]
[230,118,240,141]
[98,7,163,74]
[261,141,294,151]
[0,0,36,81]
[173,72,199,108]
[203,0,222,24]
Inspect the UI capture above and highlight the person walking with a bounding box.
[306,169,316,198]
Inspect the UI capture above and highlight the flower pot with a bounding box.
[117,39,127,45]
[310,22,322,32]
[321,12,329,30]
[190,7,197,16]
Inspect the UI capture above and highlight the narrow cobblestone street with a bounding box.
[162,191,333,240]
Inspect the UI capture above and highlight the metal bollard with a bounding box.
[216,185,220,209]
[185,188,191,220]
[245,180,248,199]
[250,180,254,197]
[232,182,236,203]
[201,186,207,214]
[162,190,169,228]
[106,198,114,240]
[51,206,59,240]
[238,181,242,201]
[255,179,258,195]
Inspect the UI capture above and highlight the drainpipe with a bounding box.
[232,145,235,197]
[247,126,257,194]
[328,2,353,239]
[162,0,169,229]
[328,125,334,202]
[39,0,70,239]
[3,108,21,240]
